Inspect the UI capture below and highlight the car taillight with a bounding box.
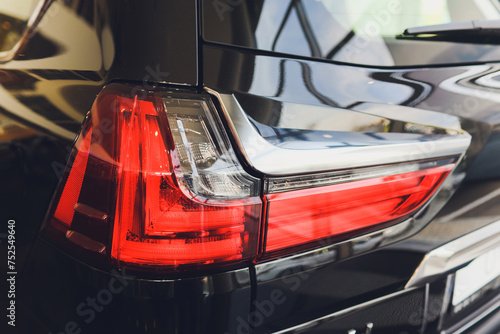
[43,83,262,271]
[263,162,454,254]
[43,83,458,272]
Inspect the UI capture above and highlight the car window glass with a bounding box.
[203,0,500,67]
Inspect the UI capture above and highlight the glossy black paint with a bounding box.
[201,42,500,331]
[252,250,425,333]
[0,0,199,272]
[201,0,500,67]
[0,1,199,332]
[18,238,252,334]
[0,1,499,333]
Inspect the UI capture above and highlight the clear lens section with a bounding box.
[165,98,259,199]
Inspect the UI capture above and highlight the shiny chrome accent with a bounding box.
[206,89,470,176]
[437,274,455,331]
[66,230,106,253]
[406,219,500,288]
[270,287,419,334]
[256,218,415,282]
[74,203,108,222]
[443,293,500,334]
[0,0,53,62]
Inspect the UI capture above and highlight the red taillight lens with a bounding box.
[44,83,261,270]
[264,164,453,253]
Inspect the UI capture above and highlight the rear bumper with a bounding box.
[19,238,253,334]
[267,219,500,334]
[463,302,500,334]
[19,221,500,334]
[444,293,500,334]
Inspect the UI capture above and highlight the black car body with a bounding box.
[1,1,500,333]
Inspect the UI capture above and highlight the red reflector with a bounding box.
[264,164,454,253]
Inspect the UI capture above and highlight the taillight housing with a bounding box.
[43,83,262,271]
[263,161,454,255]
[43,83,458,273]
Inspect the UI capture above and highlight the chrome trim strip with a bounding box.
[270,287,420,334]
[406,219,500,288]
[0,0,53,62]
[255,218,415,282]
[207,89,471,176]
[437,274,455,331]
[443,293,500,334]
